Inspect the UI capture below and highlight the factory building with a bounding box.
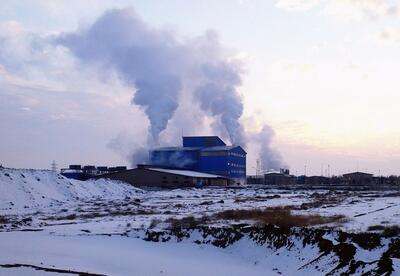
[61,165,127,180]
[150,136,246,184]
[342,172,374,185]
[93,165,230,188]
[264,169,295,185]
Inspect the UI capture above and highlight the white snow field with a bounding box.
[0,168,143,215]
[0,168,400,275]
[0,231,280,276]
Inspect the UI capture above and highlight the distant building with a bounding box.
[264,169,295,185]
[94,165,230,188]
[246,175,264,185]
[150,136,246,184]
[342,172,374,185]
[61,165,127,180]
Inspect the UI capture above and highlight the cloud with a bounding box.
[380,28,400,44]
[0,8,285,170]
[322,0,397,21]
[275,0,320,12]
[275,0,398,20]
[0,18,152,168]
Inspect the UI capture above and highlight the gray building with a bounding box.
[342,172,374,185]
[264,172,295,185]
[94,165,230,188]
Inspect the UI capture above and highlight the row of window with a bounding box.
[230,170,245,174]
[228,163,245,168]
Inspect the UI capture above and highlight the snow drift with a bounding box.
[0,168,143,214]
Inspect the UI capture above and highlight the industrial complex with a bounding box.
[150,136,246,184]
[59,135,400,189]
[61,136,246,187]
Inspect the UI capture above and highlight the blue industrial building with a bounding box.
[150,136,246,184]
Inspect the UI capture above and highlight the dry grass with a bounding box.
[166,207,347,229]
[368,225,400,237]
[50,209,154,221]
[234,195,281,203]
[211,207,347,228]
[149,218,162,229]
[0,216,9,224]
[167,216,210,229]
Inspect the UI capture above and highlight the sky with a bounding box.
[1,0,400,176]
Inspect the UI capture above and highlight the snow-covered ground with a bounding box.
[0,231,280,276]
[0,168,399,275]
[0,168,143,215]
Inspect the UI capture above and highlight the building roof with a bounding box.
[152,145,246,154]
[147,167,225,178]
[343,172,373,177]
[264,172,292,177]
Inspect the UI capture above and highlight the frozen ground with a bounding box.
[0,231,282,276]
[0,168,399,275]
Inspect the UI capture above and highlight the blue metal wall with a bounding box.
[198,147,246,179]
[150,150,199,170]
[150,136,246,180]
[182,136,226,147]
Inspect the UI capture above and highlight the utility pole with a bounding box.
[256,159,261,176]
[51,160,57,173]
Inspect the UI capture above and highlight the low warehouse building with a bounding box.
[264,169,295,185]
[94,165,230,188]
[342,172,374,185]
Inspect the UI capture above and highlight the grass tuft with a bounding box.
[212,207,347,228]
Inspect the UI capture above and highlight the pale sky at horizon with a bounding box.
[1,0,400,176]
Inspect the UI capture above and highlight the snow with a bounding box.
[0,231,280,276]
[0,168,143,215]
[0,267,70,276]
[1,168,400,275]
[2,168,400,232]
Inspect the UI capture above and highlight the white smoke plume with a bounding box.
[194,62,246,146]
[254,126,285,171]
[56,8,183,147]
[56,7,283,169]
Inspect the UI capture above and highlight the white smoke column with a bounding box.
[254,125,285,170]
[56,8,183,146]
[194,62,246,146]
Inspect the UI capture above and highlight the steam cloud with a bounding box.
[194,62,246,146]
[254,126,285,171]
[56,7,283,170]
